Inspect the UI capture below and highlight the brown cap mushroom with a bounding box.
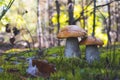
[79,36,104,63]
[79,36,104,46]
[57,25,87,39]
[57,25,87,57]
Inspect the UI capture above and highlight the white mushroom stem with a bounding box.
[65,37,81,57]
[85,45,100,63]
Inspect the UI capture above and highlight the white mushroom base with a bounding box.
[86,45,100,63]
[65,37,81,57]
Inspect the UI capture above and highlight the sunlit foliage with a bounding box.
[52,4,108,45]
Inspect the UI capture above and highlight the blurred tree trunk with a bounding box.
[42,0,49,48]
[48,0,56,47]
[68,0,75,25]
[55,0,60,46]
[81,0,85,29]
[106,0,112,47]
[116,1,120,42]
[40,0,52,48]
[92,0,96,37]
[37,0,43,49]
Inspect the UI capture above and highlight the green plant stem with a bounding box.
[0,0,15,20]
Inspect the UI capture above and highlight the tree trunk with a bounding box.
[92,0,96,37]
[107,2,111,46]
[37,0,43,49]
[55,0,60,46]
[116,1,120,42]
[68,0,74,25]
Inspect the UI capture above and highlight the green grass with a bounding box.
[0,45,120,80]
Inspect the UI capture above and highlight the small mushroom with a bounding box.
[32,59,56,78]
[57,25,87,57]
[79,36,104,63]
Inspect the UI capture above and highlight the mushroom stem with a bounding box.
[86,45,100,63]
[65,37,81,57]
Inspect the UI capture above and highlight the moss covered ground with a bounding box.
[0,45,120,80]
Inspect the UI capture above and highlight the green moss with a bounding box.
[0,46,120,80]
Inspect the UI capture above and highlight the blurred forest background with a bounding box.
[0,0,120,52]
[0,0,120,80]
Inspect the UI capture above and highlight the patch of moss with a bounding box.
[0,46,120,80]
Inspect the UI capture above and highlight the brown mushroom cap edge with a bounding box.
[57,25,87,39]
[79,36,104,46]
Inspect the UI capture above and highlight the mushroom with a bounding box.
[57,25,87,57]
[32,59,56,78]
[79,36,104,63]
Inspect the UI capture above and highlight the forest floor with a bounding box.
[0,43,13,53]
[0,43,29,55]
[0,45,120,80]
[0,32,28,53]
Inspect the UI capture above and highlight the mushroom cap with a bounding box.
[79,36,104,46]
[57,25,87,39]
